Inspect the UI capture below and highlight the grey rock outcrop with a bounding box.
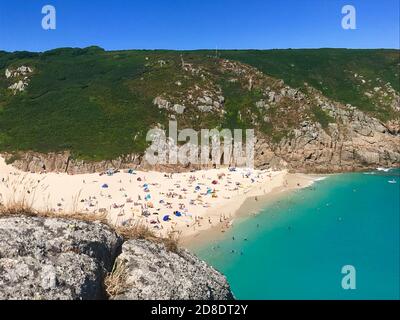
[3,151,143,175]
[253,97,400,172]
[0,216,123,300]
[254,120,400,173]
[111,239,234,300]
[0,216,234,300]
[5,65,33,95]
[8,80,28,93]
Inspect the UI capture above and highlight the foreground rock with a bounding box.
[0,216,123,300]
[0,216,234,300]
[110,240,234,300]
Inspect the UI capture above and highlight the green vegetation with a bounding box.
[214,49,399,120]
[0,48,398,161]
[311,106,335,129]
[0,48,166,160]
[4,152,21,165]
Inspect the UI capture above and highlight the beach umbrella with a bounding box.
[174,211,182,217]
[212,180,218,185]
[102,184,109,189]
[163,215,170,222]
[195,186,201,191]
[145,194,151,200]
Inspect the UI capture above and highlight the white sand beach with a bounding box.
[0,156,317,241]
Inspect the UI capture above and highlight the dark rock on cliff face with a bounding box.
[254,118,400,173]
[0,216,123,300]
[2,152,143,175]
[110,240,234,300]
[0,216,234,300]
[2,57,399,174]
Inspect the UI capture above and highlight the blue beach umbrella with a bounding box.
[163,215,170,222]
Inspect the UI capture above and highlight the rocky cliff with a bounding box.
[0,215,234,300]
[110,240,234,300]
[4,78,399,174]
[1,49,399,174]
[254,88,400,173]
[0,216,122,300]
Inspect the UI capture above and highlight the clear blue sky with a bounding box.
[0,0,399,52]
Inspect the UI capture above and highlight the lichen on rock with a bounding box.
[109,239,234,300]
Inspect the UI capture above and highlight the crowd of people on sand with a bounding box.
[95,167,273,236]
[0,154,284,238]
[2,156,328,259]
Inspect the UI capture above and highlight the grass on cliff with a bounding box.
[0,47,167,161]
[214,49,400,121]
[104,258,128,298]
[0,48,398,161]
[311,106,335,129]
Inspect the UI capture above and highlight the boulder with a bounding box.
[0,216,123,300]
[111,239,234,300]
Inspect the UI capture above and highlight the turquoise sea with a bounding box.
[193,169,400,300]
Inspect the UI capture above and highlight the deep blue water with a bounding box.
[193,170,400,299]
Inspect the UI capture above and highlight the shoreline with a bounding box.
[2,155,394,249]
[0,156,302,241]
[180,173,321,249]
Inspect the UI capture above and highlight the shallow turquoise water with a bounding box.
[193,170,400,300]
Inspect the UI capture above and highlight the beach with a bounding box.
[181,172,318,247]
[0,155,317,241]
[192,169,400,299]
